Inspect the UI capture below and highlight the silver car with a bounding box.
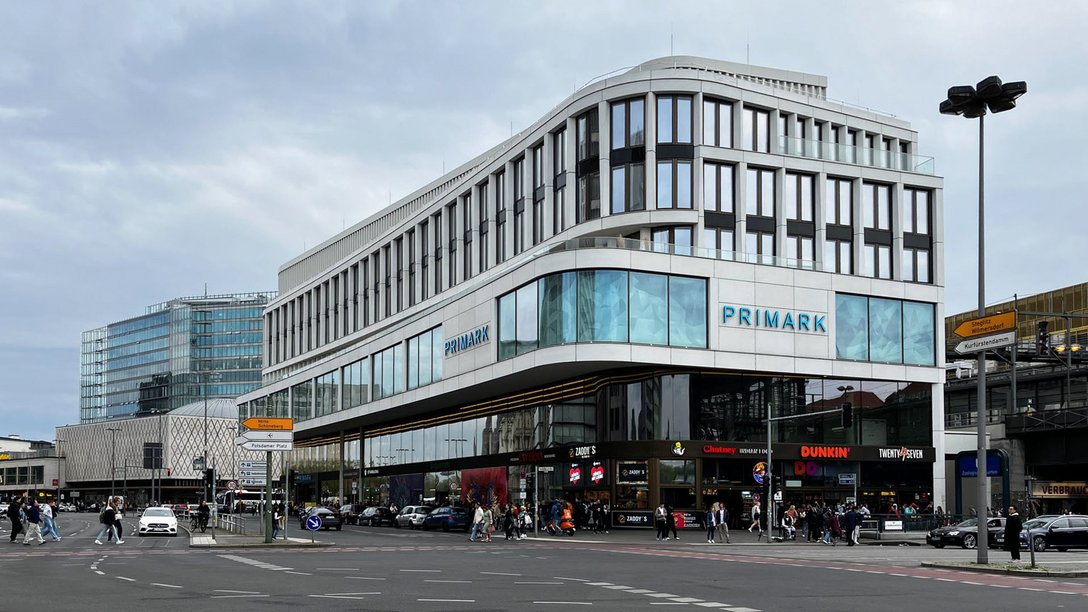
[395,505,433,529]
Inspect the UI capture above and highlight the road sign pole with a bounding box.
[264,451,273,544]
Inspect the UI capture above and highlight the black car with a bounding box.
[1020,515,1088,552]
[359,506,396,526]
[420,506,471,532]
[300,506,343,531]
[339,504,367,525]
[927,517,1005,549]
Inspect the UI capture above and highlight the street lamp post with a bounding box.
[106,427,121,500]
[53,438,65,503]
[941,75,1027,565]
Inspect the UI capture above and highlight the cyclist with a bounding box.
[197,501,210,532]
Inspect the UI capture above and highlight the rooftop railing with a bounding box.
[778,136,935,175]
[532,236,831,272]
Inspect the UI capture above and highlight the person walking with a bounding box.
[654,503,668,541]
[94,501,118,544]
[469,502,484,542]
[1004,505,1023,562]
[23,500,45,546]
[481,504,494,543]
[706,504,717,543]
[666,504,679,540]
[844,505,860,546]
[748,503,762,537]
[6,498,24,543]
[41,499,61,542]
[272,504,282,540]
[715,503,730,543]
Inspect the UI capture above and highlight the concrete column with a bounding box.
[852,178,865,276]
[775,168,787,262]
[645,93,657,211]
[502,159,515,262]
[931,381,947,512]
[815,172,828,269]
[892,182,905,281]
[542,136,554,241]
[598,100,611,217]
[736,162,748,257]
[563,116,577,231]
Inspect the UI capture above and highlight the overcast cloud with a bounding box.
[1,0,1083,441]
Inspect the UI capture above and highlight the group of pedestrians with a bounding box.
[6,498,62,545]
[94,497,126,545]
[468,502,533,542]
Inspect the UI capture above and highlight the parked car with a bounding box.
[358,506,396,526]
[137,507,179,537]
[300,506,343,531]
[927,517,1005,549]
[395,505,434,529]
[1020,515,1088,552]
[0,502,9,515]
[420,506,471,532]
[338,504,367,525]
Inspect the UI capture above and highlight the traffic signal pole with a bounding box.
[264,451,273,544]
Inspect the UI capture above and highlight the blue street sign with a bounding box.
[305,514,322,531]
[957,452,1003,478]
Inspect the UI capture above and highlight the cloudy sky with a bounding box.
[1,1,1083,441]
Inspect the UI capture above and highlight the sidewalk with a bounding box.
[921,560,1088,578]
[519,527,922,546]
[187,529,332,548]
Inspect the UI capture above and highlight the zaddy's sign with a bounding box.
[722,305,827,333]
[444,324,490,356]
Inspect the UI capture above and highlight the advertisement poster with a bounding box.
[388,473,424,509]
[460,467,509,507]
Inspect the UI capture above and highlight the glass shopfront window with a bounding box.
[498,269,708,360]
[291,381,312,421]
[408,327,443,390]
[835,294,935,366]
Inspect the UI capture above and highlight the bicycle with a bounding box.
[190,515,207,533]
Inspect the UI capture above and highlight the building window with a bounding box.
[433,212,443,293]
[371,343,404,400]
[419,221,429,301]
[407,231,416,307]
[394,238,403,312]
[577,171,600,223]
[702,98,732,147]
[576,108,600,224]
[513,157,525,255]
[477,182,489,272]
[533,144,545,245]
[407,326,443,390]
[825,177,852,226]
[462,194,473,281]
[703,227,734,259]
[862,182,892,279]
[611,163,645,214]
[835,294,935,366]
[825,177,853,274]
[315,370,338,418]
[553,129,567,234]
[495,171,507,263]
[382,245,391,317]
[745,167,774,217]
[657,160,692,209]
[785,173,815,266]
[903,187,932,283]
[446,203,458,288]
[741,106,770,152]
[372,254,381,321]
[703,162,734,213]
[576,107,599,162]
[611,98,645,150]
[657,95,692,144]
[341,356,370,408]
[651,226,693,256]
[903,187,930,235]
[362,257,370,325]
[825,240,852,275]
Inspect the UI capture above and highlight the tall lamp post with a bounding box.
[941,75,1027,564]
[106,427,121,500]
[53,438,65,503]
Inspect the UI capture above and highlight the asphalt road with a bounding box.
[4,512,1088,611]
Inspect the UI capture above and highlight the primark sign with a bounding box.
[445,324,490,357]
[721,305,827,333]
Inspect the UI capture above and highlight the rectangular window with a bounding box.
[903,188,930,234]
[462,193,473,281]
[577,172,600,222]
[745,230,775,263]
[657,95,692,144]
[610,163,645,214]
[576,108,599,161]
[702,162,734,213]
[447,203,458,288]
[419,221,429,300]
[862,244,892,279]
[902,248,930,283]
[407,326,444,389]
[651,226,693,256]
[382,245,391,318]
[742,106,770,152]
[553,129,567,234]
[433,213,443,293]
[372,254,381,321]
[825,177,853,225]
[495,171,507,263]
[477,182,489,272]
[825,240,852,274]
[704,227,734,258]
[611,98,645,149]
[407,231,416,306]
[513,157,525,255]
[745,168,774,217]
[784,173,814,221]
[532,145,545,245]
[702,98,732,147]
[657,160,692,209]
[394,238,403,312]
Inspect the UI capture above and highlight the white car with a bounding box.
[138,507,178,537]
[395,505,433,529]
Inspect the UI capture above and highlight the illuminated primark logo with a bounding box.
[444,324,490,356]
[722,305,827,333]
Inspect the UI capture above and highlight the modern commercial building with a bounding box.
[0,437,60,504]
[80,291,275,423]
[238,56,944,527]
[944,283,1088,515]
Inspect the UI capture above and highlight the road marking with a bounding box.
[1052,591,1076,595]
[425,579,472,583]
[483,571,522,576]
[604,585,634,590]
[116,576,135,582]
[722,608,760,612]
[214,590,261,594]
[694,603,730,607]
[991,584,1012,588]
[318,567,360,571]
[285,571,312,575]
[345,576,386,581]
[935,578,956,582]
[1019,587,1045,592]
[310,595,368,600]
[401,569,441,573]
[517,581,564,585]
[533,602,592,606]
[649,604,687,607]
[212,594,269,599]
[668,597,703,603]
[645,593,680,598]
[586,582,614,586]
[554,576,588,581]
[418,599,475,603]
[94,571,104,575]
[151,583,182,589]
[889,573,908,577]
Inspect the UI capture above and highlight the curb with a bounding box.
[921,561,1088,578]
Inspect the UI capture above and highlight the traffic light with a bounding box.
[841,402,854,429]
[1036,321,1050,355]
[204,468,215,484]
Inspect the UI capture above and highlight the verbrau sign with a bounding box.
[953,312,1016,338]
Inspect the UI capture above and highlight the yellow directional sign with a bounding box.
[953,312,1016,339]
[241,417,294,431]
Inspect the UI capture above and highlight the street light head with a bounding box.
[1002,81,1027,100]
[947,84,977,104]
[976,75,1004,99]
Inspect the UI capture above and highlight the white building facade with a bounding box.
[239,57,945,526]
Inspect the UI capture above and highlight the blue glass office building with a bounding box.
[80,292,275,423]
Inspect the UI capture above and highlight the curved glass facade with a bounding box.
[499,269,707,359]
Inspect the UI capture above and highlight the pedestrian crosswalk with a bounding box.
[572,579,761,611]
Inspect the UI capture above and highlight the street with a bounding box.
[4,513,1088,610]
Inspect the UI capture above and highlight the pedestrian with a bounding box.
[706,503,717,543]
[6,498,24,543]
[469,502,483,542]
[272,504,282,540]
[654,503,668,541]
[503,505,515,541]
[95,501,119,544]
[41,499,61,542]
[1004,505,1023,562]
[748,503,762,536]
[716,503,730,543]
[482,504,494,543]
[844,505,860,546]
[22,500,45,546]
[666,504,679,540]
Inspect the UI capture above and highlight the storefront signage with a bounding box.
[957,453,1002,477]
[363,468,380,476]
[877,447,925,461]
[793,461,821,477]
[753,461,767,484]
[1031,481,1088,498]
[671,442,686,456]
[673,511,704,529]
[589,462,606,485]
[722,305,827,333]
[444,324,490,356]
[704,444,737,455]
[0,453,9,460]
[568,445,597,459]
[617,462,648,483]
[801,445,851,459]
[613,511,652,527]
[568,465,582,485]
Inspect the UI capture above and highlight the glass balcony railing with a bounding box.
[778,136,935,175]
[531,235,830,272]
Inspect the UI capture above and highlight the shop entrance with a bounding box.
[701,487,745,530]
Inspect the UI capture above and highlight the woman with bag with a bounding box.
[481,505,493,543]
